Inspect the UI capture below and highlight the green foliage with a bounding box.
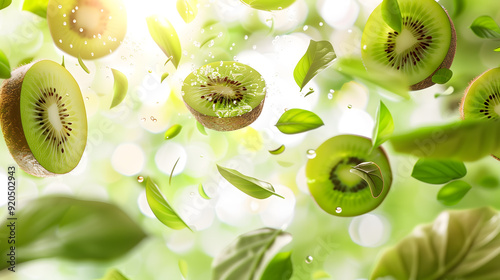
[470,16,500,39]
[217,165,284,199]
[0,49,11,79]
[431,68,453,84]
[381,0,402,33]
[437,180,472,206]
[198,183,211,200]
[411,159,467,184]
[22,0,48,18]
[261,251,293,280]
[350,162,384,198]
[372,101,394,149]
[164,124,183,140]
[196,121,207,135]
[110,69,128,109]
[275,109,324,134]
[78,55,90,74]
[178,259,188,279]
[239,0,296,11]
[269,144,285,155]
[0,0,11,10]
[177,0,198,23]
[146,15,182,68]
[293,40,336,91]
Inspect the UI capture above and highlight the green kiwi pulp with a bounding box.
[460,67,500,160]
[361,0,456,90]
[47,0,127,59]
[0,60,87,177]
[182,61,266,131]
[306,135,392,217]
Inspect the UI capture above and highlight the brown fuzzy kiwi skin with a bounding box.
[185,99,265,131]
[410,8,457,91]
[0,62,58,177]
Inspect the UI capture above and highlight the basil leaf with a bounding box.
[437,180,472,206]
[390,119,500,161]
[0,196,146,270]
[146,15,182,68]
[212,228,293,280]
[381,0,402,33]
[99,269,129,280]
[239,0,296,11]
[411,158,467,184]
[293,40,336,91]
[350,162,384,198]
[145,178,191,230]
[110,69,128,109]
[177,0,198,23]
[178,259,188,279]
[22,0,48,18]
[269,144,285,155]
[0,0,11,10]
[164,124,182,140]
[78,55,90,74]
[372,101,394,149]
[261,251,293,280]
[0,49,11,79]
[275,108,324,134]
[371,207,500,279]
[432,68,453,84]
[198,183,211,200]
[470,16,500,39]
[217,165,284,199]
[196,120,208,135]
[313,270,331,279]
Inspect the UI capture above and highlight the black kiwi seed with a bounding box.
[477,92,500,119]
[329,157,368,193]
[198,75,248,107]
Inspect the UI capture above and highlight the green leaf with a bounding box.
[239,0,296,11]
[212,228,293,280]
[269,145,285,155]
[0,49,11,79]
[61,55,65,68]
[432,68,453,84]
[495,47,500,52]
[169,157,180,186]
[109,69,128,109]
[371,207,500,280]
[22,0,48,18]
[78,55,90,74]
[411,158,467,184]
[389,119,500,162]
[0,0,11,10]
[99,269,129,280]
[350,162,384,198]
[161,72,169,83]
[261,251,293,280]
[452,0,465,17]
[0,196,146,270]
[313,270,331,279]
[196,121,207,135]
[216,165,284,199]
[434,86,454,98]
[303,87,314,97]
[178,259,188,279]
[470,16,500,39]
[372,101,394,149]
[275,108,324,134]
[198,183,211,200]
[381,0,402,33]
[145,178,191,230]
[437,180,472,206]
[177,0,198,23]
[146,15,182,68]
[164,124,182,140]
[293,40,336,91]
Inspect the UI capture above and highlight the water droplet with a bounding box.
[363,45,367,50]
[59,39,62,43]
[303,25,309,31]
[319,22,324,26]
[336,207,342,213]
[330,89,335,94]
[305,256,313,264]
[277,7,282,10]
[328,93,333,99]
[63,13,66,17]
[200,28,205,33]
[63,22,66,26]
[79,28,83,32]
[65,93,69,96]
[71,9,75,13]
[150,116,156,121]
[217,32,223,38]
[208,40,215,47]
[244,35,248,40]
[73,19,76,23]
[348,104,352,109]
[306,149,316,159]
[85,97,89,101]
[137,176,144,183]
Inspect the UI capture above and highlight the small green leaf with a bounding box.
[177,0,198,23]
[212,228,293,280]
[432,68,453,84]
[217,165,284,199]
[239,0,296,11]
[411,158,467,184]
[146,15,182,68]
[275,108,324,134]
[434,86,454,98]
[269,145,285,155]
[78,55,90,74]
[198,183,211,200]
[0,49,11,79]
[350,162,384,198]
[110,69,128,109]
[196,121,207,135]
[470,16,500,39]
[145,178,191,230]
[161,72,169,83]
[381,0,402,33]
[169,157,180,186]
[294,40,336,91]
[22,0,48,18]
[495,47,500,52]
[178,259,188,279]
[164,124,182,140]
[0,0,11,10]
[61,55,65,68]
[437,180,472,206]
[372,101,394,149]
[261,251,293,280]
[99,269,129,280]
[313,270,331,279]
[304,87,314,97]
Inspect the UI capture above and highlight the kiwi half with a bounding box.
[361,0,456,90]
[181,61,266,131]
[47,0,127,59]
[0,60,87,177]
[460,67,500,160]
[306,135,392,217]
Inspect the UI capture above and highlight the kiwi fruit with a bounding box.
[460,67,500,160]
[361,0,456,90]
[47,0,127,59]
[306,135,392,217]
[0,60,87,177]
[181,61,266,131]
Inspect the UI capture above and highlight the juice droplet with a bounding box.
[336,207,342,213]
[244,35,248,40]
[347,104,352,109]
[328,93,333,99]
[137,176,144,183]
[303,25,309,31]
[306,149,316,159]
[319,22,324,26]
[305,256,313,264]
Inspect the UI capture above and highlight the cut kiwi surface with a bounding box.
[47,0,127,59]
[361,0,456,90]
[0,60,87,177]
[181,61,266,131]
[306,135,392,217]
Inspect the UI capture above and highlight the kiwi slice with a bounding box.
[361,0,456,90]
[181,61,266,131]
[306,135,392,217]
[460,67,500,160]
[0,60,87,177]
[47,0,127,59]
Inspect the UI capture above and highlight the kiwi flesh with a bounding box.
[0,60,87,177]
[460,67,500,160]
[361,0,456,90]
[47,0,127,59]
[306,135,392,217]
[181,61,266,131]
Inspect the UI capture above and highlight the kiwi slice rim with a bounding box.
[306,135,392,217]
[0,60,87,177]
